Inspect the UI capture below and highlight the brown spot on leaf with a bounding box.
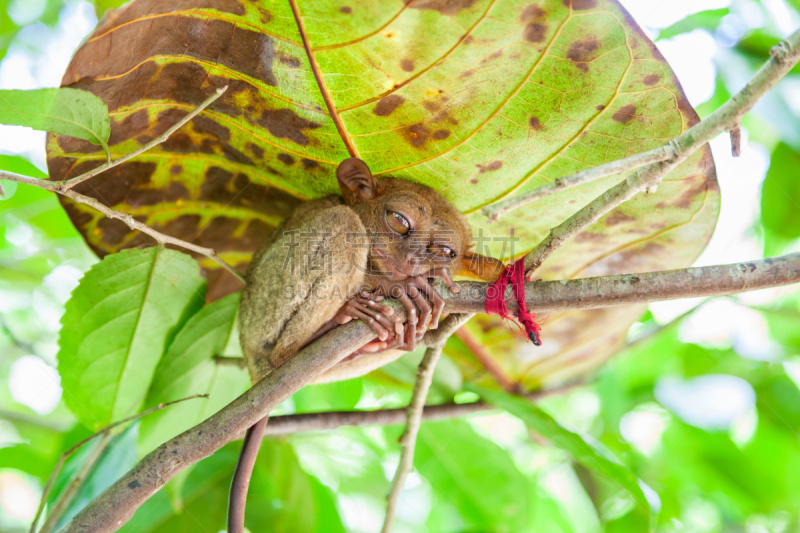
[373,94,405,116]
[521,4,546,20]
[482,49,503,64]
[567,39,599,63]
[529,116,543,130]
[432,129,450,140]
[464,35,474,44]
[259,108,321,145]
[524,23,548,43]
[423,100,441,112]
[643,73,661,86]
[340,6,352,13]
[246,142,264,159]
[401,59,414,72]
[596,104,605,110]
[192,115,231,142]
[70,17,279,88]
[278,52,301,68]
[302,158,318,170]
[405,0,477,16]
[476,160,503,173]
[405,123,430,147]
[170,165,183,175]
[461,69,474,78]
[108,110,149,145]
[470,178,479,184]
[277,153,295,165]
[604,211,636,226]
[612,104,636,124]
[575,231,606,243]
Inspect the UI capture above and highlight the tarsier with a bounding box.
[228,158,502,532]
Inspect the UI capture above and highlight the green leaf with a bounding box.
[761,143,800,240]
[139,292,249,453]
[414,419,532,531]
[58,247,206,429]
[474,386,656,515]
[0,88,110,154]
[656,9,729,41]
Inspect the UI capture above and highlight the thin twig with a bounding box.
[730,123,742,157]
[523,160,675,274]
[381,313,469,533]
[37,433,113,533]
[481,147,676,222]
[29,394,208,533]
[60,87,228,191]
[1,170,245,283]
[482,28,800,222]
[0,87,245,284]
[259,383,578,436]
[381,345,443,533]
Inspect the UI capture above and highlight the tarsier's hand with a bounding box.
[364,271,461,352]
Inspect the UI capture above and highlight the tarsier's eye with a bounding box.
[385,210,411,235]
[428,244,457,259]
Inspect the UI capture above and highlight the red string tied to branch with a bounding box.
[484,257,542,345]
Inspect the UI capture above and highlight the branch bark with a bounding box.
[381,344,443,533]
[54,251,800,533]
[381,313,471,533]
[260,382,575,436]
[482,28,800,222]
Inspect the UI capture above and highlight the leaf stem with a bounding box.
[288,0,358,158]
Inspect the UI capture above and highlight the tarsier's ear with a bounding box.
[337,158,377,205]
[457,253,505,281]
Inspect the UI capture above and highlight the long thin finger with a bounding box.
[349,308,389,341]
[354,302,396,332]
[397,293,417,351]
[413,276,443,329]
[436,268,461,294]
[407,283,432,333]
[362,299,396,319]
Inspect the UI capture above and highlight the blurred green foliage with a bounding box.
[2,1,800,533]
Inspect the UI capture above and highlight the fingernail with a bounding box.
[452,284,461,294]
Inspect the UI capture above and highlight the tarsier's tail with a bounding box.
[227,416,269,533]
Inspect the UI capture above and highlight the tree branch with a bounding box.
[31,394,209,533]
[448,253,800,314]
[482,28,800,222]
[259,383,577,436]
[0,171,245,283]
[0,87,245,284]
[381,345,443,533]
[523,160,675,274]
[60,87,228,191]
[381,313,470,533]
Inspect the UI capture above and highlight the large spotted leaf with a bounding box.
[46,0,718,386]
